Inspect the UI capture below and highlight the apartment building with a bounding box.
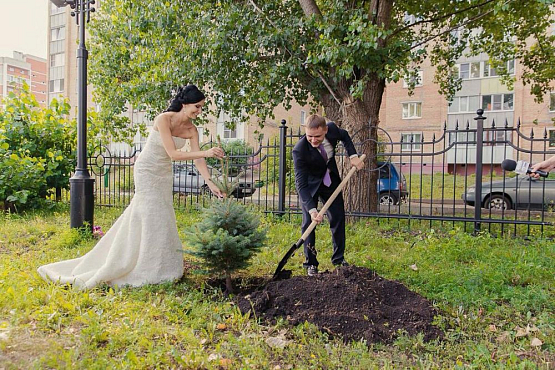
[380,53,555,174]
[0,51,47,106]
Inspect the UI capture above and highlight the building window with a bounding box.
[402,102,422,119]
[449,95,481,114]
[459,63,470,79]
[403,71,423,88]
[507,60,515,75]
[550,92,555,112]
[223,124,237,139]
[549,130,555,148]
[485,129,511,146]
[49,79,64,93]
[50,3,65,14]
[50,53,65,67]
[51,27,65,41]
[449,131,477,146]
[457,60,515,79]
[482,93,514,111]
[300,110,306,126]
[470,62,481,78]
[401,133,422,151]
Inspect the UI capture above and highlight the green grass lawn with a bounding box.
[0,205,553,369]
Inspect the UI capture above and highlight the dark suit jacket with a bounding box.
[293,122,357,211]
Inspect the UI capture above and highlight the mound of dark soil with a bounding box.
[237,265,443,344]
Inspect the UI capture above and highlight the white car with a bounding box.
[173,164,256,198]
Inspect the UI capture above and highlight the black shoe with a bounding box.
[306,265,319,276]
[334,260,349,267]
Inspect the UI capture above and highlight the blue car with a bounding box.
[377,162,408,205]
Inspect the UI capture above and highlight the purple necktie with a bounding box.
[318,144,332,187]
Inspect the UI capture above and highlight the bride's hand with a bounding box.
[207,181,225,198]
[204,147,225,159]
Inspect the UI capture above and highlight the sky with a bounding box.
[0,0,49,59]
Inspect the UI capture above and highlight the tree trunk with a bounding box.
[321,76,385,214]
[225,273,234,295]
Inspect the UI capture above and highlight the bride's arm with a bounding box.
[155,115,223,161]
[189,131,225,198]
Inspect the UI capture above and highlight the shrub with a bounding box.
[0,142,47,211]
[0,84,76,210]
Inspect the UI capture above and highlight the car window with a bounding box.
[378,164,391,179]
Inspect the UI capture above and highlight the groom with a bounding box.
[292,114,364,276]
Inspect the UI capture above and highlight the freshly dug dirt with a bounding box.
[237,265,443,344]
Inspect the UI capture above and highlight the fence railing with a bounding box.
[87,111,555,238]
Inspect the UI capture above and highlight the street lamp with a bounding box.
[50,0,95,230]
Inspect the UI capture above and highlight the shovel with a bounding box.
[272,154,366,279]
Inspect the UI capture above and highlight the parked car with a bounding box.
[462,175,555,210]
[173,164,256,198]
[377,161,409,205]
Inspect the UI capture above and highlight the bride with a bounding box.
[38,85,224,289]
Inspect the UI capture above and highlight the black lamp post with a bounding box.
[50,0,95,230]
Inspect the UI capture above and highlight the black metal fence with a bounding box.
[87,110,555,238]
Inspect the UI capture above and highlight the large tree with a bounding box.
[89,0,555,211]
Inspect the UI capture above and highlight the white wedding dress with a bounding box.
[38,130,185,289]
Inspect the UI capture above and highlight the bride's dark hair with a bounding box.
[165,85,206,112]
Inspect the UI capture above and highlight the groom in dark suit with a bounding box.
[292,114,364,276]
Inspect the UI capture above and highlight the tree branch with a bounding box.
[409,5,497,52]
[390,0,498,38]
[247,0,341,106]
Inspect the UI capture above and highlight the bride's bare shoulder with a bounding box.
[153,112,172,130]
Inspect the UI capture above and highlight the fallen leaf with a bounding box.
[219,358,232,368]
[265,336,289,349]
[409,264,418,271]
[216,323,227,330]
[515,326,528,337]
[531,338,543,347]
[496,331,511,343]
[208,353,220,362]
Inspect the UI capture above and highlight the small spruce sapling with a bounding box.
[185,138,266,293]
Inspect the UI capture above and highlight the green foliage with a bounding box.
[185,200,266,288]
[88,0,555,120]
[0,84,75,210]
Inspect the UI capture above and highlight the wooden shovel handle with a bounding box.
[299,154,366,241]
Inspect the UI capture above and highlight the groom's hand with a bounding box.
[350,156,364,170]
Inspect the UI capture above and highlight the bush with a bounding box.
[0,142,47,211]
[0,83,76,210]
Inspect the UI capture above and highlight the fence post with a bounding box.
[278,119,287,216]
[474,109,486,234]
